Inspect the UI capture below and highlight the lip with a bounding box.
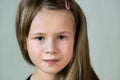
[43,59,59,64]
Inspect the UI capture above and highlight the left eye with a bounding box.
[57,35,66,40]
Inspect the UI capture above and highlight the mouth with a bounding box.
[43,59,60,64]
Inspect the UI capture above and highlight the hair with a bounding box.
[16,0,99,80]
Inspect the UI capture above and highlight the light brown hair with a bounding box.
[16,0,99,80]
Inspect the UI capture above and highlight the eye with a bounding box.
[57,35,66,40]
[35,36,45,41]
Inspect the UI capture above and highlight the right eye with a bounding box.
[35,36,45,41]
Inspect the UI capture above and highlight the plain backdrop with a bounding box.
[0,0,120,80]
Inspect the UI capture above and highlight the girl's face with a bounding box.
[27,8,75,76]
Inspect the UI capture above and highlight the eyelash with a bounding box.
[57,35,67,40]
[35,36,45,41]
[35,35,67,41]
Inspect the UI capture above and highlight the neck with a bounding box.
[31,67,55,80]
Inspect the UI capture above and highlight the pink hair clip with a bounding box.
[65,0,70,10]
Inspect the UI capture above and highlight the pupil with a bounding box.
[60,36,64,39]
[38,37,43,40]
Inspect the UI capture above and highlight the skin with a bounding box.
[26,8,75,80]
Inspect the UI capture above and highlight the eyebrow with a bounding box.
[29,33,46,37]
[56,31,71,34]
[29,31,72,36]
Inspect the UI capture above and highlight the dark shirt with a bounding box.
[26,75,31,80]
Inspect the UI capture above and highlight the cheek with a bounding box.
[60,42,74,68]
[65,44,73,58]
[27,41,43,64]
[59,40,74,60]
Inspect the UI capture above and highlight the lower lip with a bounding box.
[43,60,59,64]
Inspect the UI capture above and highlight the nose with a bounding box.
[44,39,57,54]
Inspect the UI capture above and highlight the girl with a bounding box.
[16,0,99,80]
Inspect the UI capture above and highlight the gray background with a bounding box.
[0,0,120,80]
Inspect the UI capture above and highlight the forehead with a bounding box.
[33,8,75,23]
[30,8,75,34]
[37,8,74,18]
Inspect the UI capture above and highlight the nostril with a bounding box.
[46,51,56,54]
